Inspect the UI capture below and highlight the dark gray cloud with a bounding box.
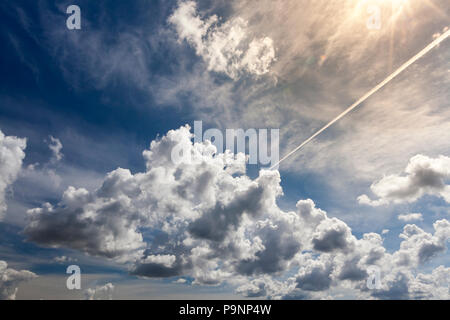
[236,220,301,275]
[359,155,450,206]
[189,183,266,242]
[84,283,114,300]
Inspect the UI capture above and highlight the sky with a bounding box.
[0,0,449,300]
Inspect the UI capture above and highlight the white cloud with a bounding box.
[0,260,36,300]
[85,283,114,300]
[173,278,187,284]
[398,213,423,222]
[359,155,450,206]
[312,217,356,253]
[0,130,26,220]
[6,0,448,299]
[169,1,276,79]
[395,220,450,266]
[142,255,176,268]
[236,276,293,299]
[24,125,450,299]
[370,265,450,300]
[48,136,63,163]
[25,183,146,262]
[53,256,77,264]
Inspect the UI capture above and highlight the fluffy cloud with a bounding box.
[169,1,275,79]
[53,256,77,264]
[25,183,146,261]
[398,213,423,222]
[0,261,36,300]
[24,126,450,299]
[371,266,450,300]
[85,283,114,300]
[393,220,450,266]
[359,155,450,206]
[0,130,26,220]
[408,266,450,300]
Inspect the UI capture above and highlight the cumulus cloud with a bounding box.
[24,126,450,299]
[0,129,26,220]
[169,1,276,79]
[398,213,423,222]
[53,256,77,264]
[359,155,450,206]
[0,261,37,300]
[296,256,333,292]
[173,278,187,284]
[408,266,450,299]
[85,283,114,300]
[371,266,450,300]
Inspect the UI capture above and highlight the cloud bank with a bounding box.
[24,126,450,299]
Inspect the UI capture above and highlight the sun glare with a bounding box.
[373,0,410,12]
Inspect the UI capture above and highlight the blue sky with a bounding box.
[0,0,449,299]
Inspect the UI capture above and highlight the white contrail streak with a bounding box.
[270,28,450,170]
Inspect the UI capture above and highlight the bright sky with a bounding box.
[0,0,449,300]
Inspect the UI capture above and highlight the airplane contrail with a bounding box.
[270,28,450,170]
